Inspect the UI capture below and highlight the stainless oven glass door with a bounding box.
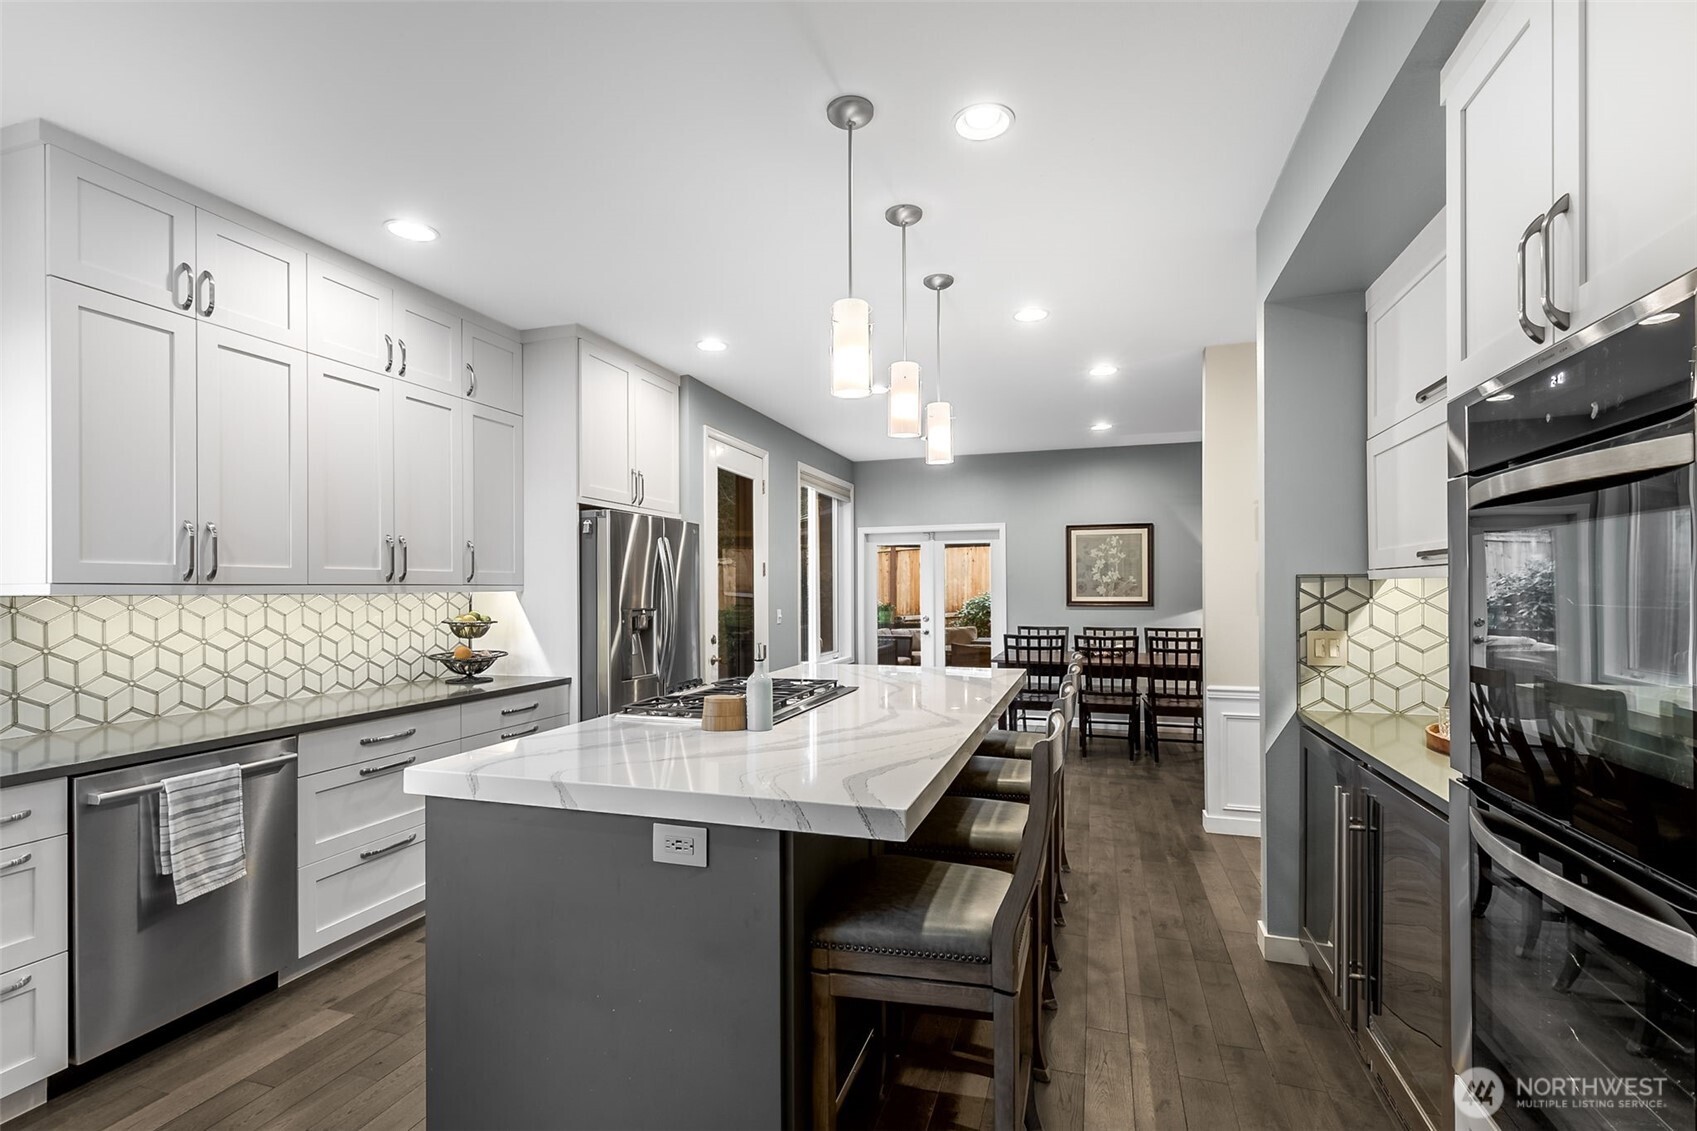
[1465,421,1696,887]
[1466,796,1696,1129]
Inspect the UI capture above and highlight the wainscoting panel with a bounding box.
[1203,685,1261,837]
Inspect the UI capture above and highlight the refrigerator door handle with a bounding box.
[656,534,677,679]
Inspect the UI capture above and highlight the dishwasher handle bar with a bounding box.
[83,752,298,807]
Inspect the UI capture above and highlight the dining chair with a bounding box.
[1144,633,1203,760]
[1075,639,1139,759]
[1079,626,1139,647]
[1017,626,1068,638]
[1003,635,1065,730]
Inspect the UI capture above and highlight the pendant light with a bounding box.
[827,95,874,399]
[884,204,924,438]
[923,273,955,465]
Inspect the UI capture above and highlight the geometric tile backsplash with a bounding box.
[1,592,474,738]
[1296,575,1449,716]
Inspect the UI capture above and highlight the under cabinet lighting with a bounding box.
[1639,311,1681,326]
[1486,393,1515,402]
[384,218,438,242]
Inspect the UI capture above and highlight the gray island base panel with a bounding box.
[414,663,1027,1129]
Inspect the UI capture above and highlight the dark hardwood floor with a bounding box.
[15,740,1397,1131]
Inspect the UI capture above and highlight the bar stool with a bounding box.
[972,658,1082,881]
[809,712,1061,1131]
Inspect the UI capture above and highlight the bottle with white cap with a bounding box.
[746,643,774,732]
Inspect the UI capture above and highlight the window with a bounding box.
[800,467,852,663]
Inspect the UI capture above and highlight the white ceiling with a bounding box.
[0,1,1352,463]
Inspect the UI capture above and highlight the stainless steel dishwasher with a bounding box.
[71,737,298,1061]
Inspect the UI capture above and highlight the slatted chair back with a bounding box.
[989,703,1061,994]
[1146,633,1203,701]
[1017,626,1068,639]
[1148,627,1202,639]
[1079,627,1139,652]
[1003,635,1066,699]
[1076,639,1138,701]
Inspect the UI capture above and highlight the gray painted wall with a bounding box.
[679,375,855,671]
[852,445,1203,635]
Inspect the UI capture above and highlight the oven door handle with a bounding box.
[1469,432,1693,507]
[1469,809,1697,966]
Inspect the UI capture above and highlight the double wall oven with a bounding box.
[1449,270,1697,1129]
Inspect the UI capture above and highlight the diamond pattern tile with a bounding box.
[1296,575,1448,715]
[1,592,477,738]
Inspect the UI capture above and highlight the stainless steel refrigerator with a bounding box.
[580,508,701,719]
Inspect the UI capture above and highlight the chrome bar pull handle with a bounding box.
[385,334,394,372]
[197,269,215,317]
[1539,194,1572,332]
[0,974,33,998]
[359,755,417,777]
[0,852,32,871]
[0,809,32,825]
[84,752,298,806]
[1332,784,1345,998]
[466,540,477,583]
[500,724,540,741]
[359,727,417,747]
[173,262,194,310]
[182,519,197,581]
[359,833,417,861]
[465,362,476,397]
[397,536,409,582]
[205,522,220,581]
[1413,376,1447,405]
[398,339,407,376]
[385,534,396,582]
[1414,547,1447,560]
[500,702,540,716]
[1517,213,1547,344]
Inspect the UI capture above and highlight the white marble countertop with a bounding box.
[404,663,1027,839]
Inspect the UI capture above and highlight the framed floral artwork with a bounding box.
[1065,524,1153,607]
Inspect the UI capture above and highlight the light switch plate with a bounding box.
[653,823,708,867]
[1305,629,1348,668]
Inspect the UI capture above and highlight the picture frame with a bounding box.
[1065,523,1153,607]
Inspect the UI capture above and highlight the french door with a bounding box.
[701,430,768,680]
[860,526,1005,669]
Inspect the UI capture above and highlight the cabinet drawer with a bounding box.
[299,740,455,866]
[298,706,460,777]
[0,952,68,1098]
[0,780,68,851]
[460,714,568,754]
[0,836,67,976]
[297,825,426,958]
[460,686,570,738]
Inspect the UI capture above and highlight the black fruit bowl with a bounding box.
[429,649,508,684]
[441,618,498,640]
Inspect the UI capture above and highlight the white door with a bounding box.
[701,434,768,680]
[463,403,523,587]
[47,280,197,584]
[629,364,680,515]
[394,384,463,586]
[862,528,1006,668]
[394,289,461,395]
[1445,0,1556,397]
[195,209,307,349]
[463,321,521,415]
[46,148,197,314]
[1366,401,1449,573]
[308,359,394,584]
[578,340,633,506]
[196,326,308,584]
[307,257,394,375]
[1553,0,1697,329]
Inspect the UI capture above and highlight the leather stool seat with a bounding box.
[976,729,1043,759]
[810,855,1011,972]
[891,796,1026,870]
[947,754,1032,801]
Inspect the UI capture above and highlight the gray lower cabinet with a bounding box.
[1299,726,1449,1131]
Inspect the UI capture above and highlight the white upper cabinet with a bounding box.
[1551,0,1697,329]
[46,149,196,313]
[196,326,309,584]
[1366,211,1446,439]
[194,209,307,349]
[394,383,463,586]
[394,290,461,395]
[308,257,395,376]
[464,403,523,588]
[1367,402,1450,576]
[629,364,680,516]
[47,280,197,585]
[308,359,395,585]
[576,337,680,516]
[1443,0,1555,397]
[463,320,521,415]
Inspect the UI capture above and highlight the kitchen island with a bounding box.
[405,663,1026,1130]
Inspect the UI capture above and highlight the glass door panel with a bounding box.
[873,541,928,667]
[939,540,994,668]
[702,435,766,681]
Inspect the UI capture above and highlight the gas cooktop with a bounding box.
[618,677,856,725]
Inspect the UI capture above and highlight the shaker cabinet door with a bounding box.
[463,403,523,587]
[308,358,394,584]
[1366,402,1448,575]
[578,340,633,506]
[394,383,463,586]
[46,149,196,314]
[195,209,307,349]
[463,321,521,415]
[394,290,460,395]
[628,364,680,516]
[307,258,394,375]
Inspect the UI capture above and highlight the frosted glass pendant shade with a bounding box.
[830,297,872,398]
[925,400,954,464]
[887,361,922,438]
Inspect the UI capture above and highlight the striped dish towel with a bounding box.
[154,764,247,904]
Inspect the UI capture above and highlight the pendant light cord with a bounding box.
[846,125,855,296]
[935,286,943,399]
[900,224,909,360]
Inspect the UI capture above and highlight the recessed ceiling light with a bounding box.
[384,218,438,242]
[1639,311,1681,326]
[696,338,728,352]
[953,103,1015,141]
[1013,307,1048,323]
[1088,363,1118,378]
[1486,392,1516,402]
[1090,421,1112,432]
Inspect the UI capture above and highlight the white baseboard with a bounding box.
[1204,686,1261,837]
[1258,920,1309,966]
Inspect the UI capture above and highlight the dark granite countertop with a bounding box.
[0,675,572,786]
[1299,708,1458,811]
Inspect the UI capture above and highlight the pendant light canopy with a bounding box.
[923,273,956,465]
[827,95,874,399]
[885,204,924,439]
